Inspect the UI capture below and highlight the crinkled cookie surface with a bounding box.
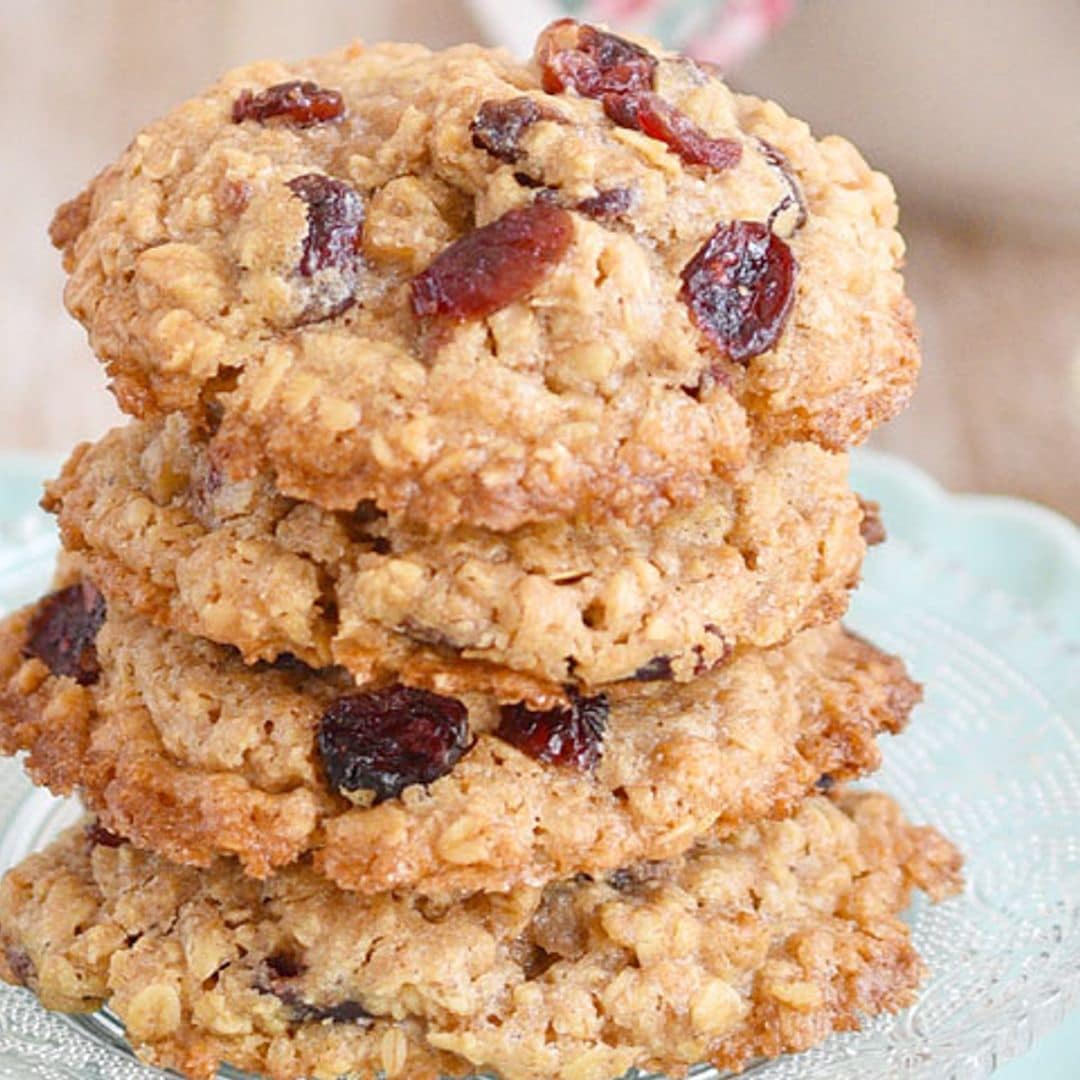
[0,793,961,1080]
[47,417,871,690]
[0,579,916,897]
[52,21,918,530]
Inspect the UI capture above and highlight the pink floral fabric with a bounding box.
[578,0,796,66]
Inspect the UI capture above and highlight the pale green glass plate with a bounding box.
[0,450,1076,1080]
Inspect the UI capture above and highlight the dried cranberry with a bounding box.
[24,583,106,686]
[259,652,320,676]
[4,947,33,985]
[607,860,665,891]
[536,20,657,99]
[858,497,886,546]
[317,685,470,802]
[631,656,673,682]
[680,221,797,363]
[682,363,733,401]
[603,92,742,170]
[84,823,128,848]
[411,204,573,322]
[286,173,364,322]
[496,690,608,770]
[260,956,373,1025]
[758,139,807,232]
[471,98,545,163]
[232,81,345,127]
[265,953,306,981]
[576,187,633,220]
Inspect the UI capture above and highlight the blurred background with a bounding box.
[1,0,1078,521]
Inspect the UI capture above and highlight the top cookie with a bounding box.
[52,20,918,530]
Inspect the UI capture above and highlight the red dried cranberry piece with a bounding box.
[232,80,345,127]
[576,186,634,220]
[317,685,470,802]
[536,20,657,98]
[607,860,665,892]
[496,690,608,770]
[858,497,887,546]
[84,823,128,848]
[471,98,545,163]
[603,92,741,171]
[286,173,364,323]
[692,637,734,676]
[264,953,306,983]
[630,656,673,682]
[757,139,808,232]
[24,583,106,686]
[411,204,573,322]
[680,221,797,363]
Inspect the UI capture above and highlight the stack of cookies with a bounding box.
[0,21,961,1080]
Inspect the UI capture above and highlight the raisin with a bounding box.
[607,861,665,892]
[317,685,470,802]
[630,656,673,682]
[352,499,384,525]
[680,221,797,363]
[815,773,836,792]
[265,952,306,981]
[603,92,741,170]
[858,496,887,546]
[298,1000,373,1023]
[471,98,544,163]
[536,20,656,98]
[758,139,808,232]
[410,204,573,322]
[496,690,608,770]
[3,947,33,985]
[286,173,364,323]
[84,823,128,848]
[576,187,634,220]
[232,80,345,127]
[24,583,106,686]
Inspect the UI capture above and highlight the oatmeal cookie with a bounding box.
[0,580,917,897]
[0,793,961,1080]
[47,417,868,689]
[52,21,918,531]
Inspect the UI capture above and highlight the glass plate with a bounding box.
[0,450,1076,1080]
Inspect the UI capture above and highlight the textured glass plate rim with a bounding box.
[0,449,1074,1080]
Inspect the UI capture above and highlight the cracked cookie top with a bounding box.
[52,21,918,531]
